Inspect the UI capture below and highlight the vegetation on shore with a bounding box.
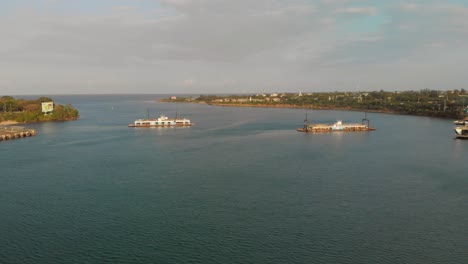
[161,89,468,119]
[0,96,79,124]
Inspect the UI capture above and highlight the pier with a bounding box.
[0,126,36,142]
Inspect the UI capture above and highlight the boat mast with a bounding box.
[301,95,310,132]
[362,111,370,128]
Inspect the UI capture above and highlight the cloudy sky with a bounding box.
[1,0,467,95]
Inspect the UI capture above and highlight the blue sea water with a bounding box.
[0,95,467,264]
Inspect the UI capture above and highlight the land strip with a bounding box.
[160,90,468,119]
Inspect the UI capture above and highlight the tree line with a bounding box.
[166,89,468,119]
[0,96,79,123]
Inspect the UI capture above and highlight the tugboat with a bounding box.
[128,112,192,127]
[297,113,375,132]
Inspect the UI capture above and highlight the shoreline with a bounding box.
[0,121,20,126]
[157,100,460,120]
[208,103,394,113]
[159,100,400,115]
[0,117,78,127]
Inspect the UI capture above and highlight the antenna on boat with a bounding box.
[362,110,370,128]
[300,94,309,132]
[175,111,178,120]
[304,112,309,132]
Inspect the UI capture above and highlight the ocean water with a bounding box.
[0,95,467,264]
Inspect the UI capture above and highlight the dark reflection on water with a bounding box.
[1,95,467,264]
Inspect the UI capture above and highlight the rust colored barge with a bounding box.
[297,113,375,133]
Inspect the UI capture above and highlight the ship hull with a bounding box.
[297,120,375,133]
[297,127,376,132]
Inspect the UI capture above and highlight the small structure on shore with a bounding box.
[0,126,36,142]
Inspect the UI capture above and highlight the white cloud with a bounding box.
[335,7,377,16]
[321,0,349,4]
[43,0,61,4]
[183,79,194,86]
[399,3,418,11]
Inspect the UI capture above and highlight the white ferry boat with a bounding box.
[128,114,192,127]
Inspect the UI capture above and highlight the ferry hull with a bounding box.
[297,120,375,133]
[297,127,376,132]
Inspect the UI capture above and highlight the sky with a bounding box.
[0,0,467,95]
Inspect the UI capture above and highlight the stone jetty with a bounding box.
[0,126,36,142]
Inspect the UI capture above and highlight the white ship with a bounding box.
[128,114,192,127]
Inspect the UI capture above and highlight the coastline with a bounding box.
[157,98,468,119]
[0,121,20,126]
[211,104,406,117]
[0,117,78,127]
[158,100,398,115]
[159,101,463,119]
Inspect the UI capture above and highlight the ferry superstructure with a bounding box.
[128,114,192,127]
